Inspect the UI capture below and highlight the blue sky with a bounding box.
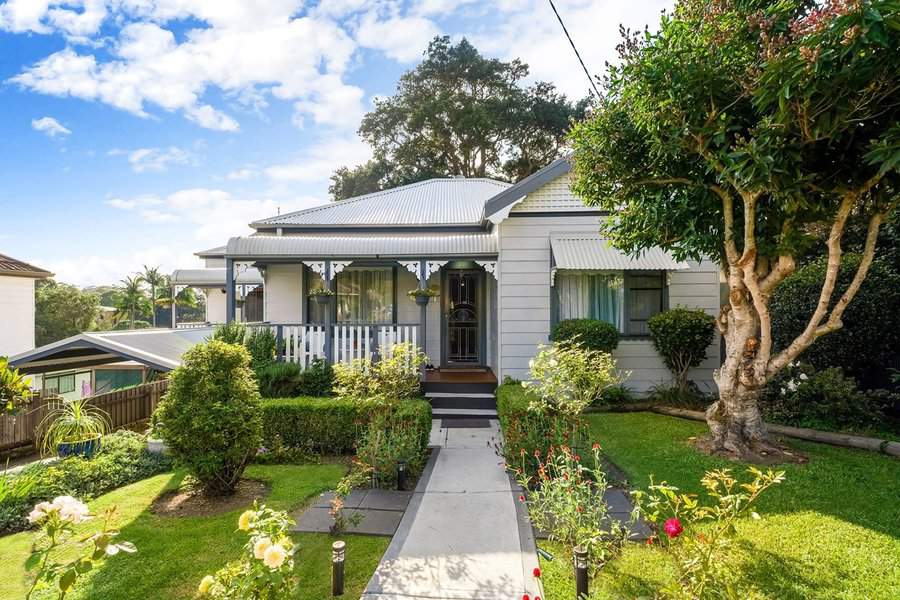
[0,0,669,286]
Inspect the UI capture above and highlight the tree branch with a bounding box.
[714,185,741,266]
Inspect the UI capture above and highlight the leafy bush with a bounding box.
[333,343,426,402]
[298,358,334,397]
[244,327,276,372]
[0,430,171,534]
[551,319,619,353]
[523,342,624,418]
[209,321,248,345]
[647,307,716,392]
[356,418,426,488]
[256,359,334,399]
[259,396,431,458]
[761,364,893,433]
[771,255,900,388]
[155,341,262,495]
[600,384,634,405]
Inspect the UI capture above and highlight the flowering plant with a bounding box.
[198,503,297,599]
[26,497,136,600]
[632,467,785,599]
[330,460,372,535]
[516,444,629,571]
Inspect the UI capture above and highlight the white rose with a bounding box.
[799,373,809,381]
[27,501,55,524]
[253,537,272,559]
[263,543,287,569]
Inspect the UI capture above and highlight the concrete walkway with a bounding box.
[362,420,540,600]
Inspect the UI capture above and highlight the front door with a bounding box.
[444,269,481,365]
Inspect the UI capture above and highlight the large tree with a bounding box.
[570,0,900,459]
[330,36,588,200]
[114,275,151,330]
[34,280,101,346]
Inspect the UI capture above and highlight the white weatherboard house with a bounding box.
[0,253,52,357]
[218,157,721,395]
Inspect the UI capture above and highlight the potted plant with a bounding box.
[38,398,110,458]
[146,417,168,455]
[407,288,439,306]
[308,287,335,305]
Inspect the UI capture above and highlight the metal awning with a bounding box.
[550,234,689,271]
[171,268,263,286]
[9,328,214,374]
[226,232,498,259]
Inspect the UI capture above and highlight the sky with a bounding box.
[0,0,670,287]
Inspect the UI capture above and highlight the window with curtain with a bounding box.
[624,272,665,336]
[306,266,395,323]
[556,272,625,331]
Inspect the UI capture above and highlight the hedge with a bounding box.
[260,397,432,456]
[550,319,619,353]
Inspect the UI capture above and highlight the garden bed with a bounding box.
[0,464,390,600]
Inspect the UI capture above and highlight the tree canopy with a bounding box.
[329,36,588,200]
[569,0,900,457]
[35,280,101,346]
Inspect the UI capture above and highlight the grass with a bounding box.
[497,385,900,599]
[0,464,390,600]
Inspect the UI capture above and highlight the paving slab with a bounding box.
[360,489,413,511]
[311,489,368,509]
[292,506,405,536]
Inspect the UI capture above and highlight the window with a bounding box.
[555,270,665,336]
[44,374,76,394]
[306,266,396,323]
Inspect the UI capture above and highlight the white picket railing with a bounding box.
[175,322,209,329]
[282,325,326,369]
[377,325,418,359]
[332,324,374,364]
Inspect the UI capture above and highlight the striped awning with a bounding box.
[550,234,688,271]
[171,268,263,286]
[226,232,497,259]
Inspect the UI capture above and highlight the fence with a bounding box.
[271,323,421,369]
[0,379,169,454]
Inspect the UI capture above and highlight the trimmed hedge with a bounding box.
[260,396,431,456]
[550,319,619,353]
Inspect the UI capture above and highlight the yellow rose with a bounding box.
[198,575,216,595]
[238,510,254,531]
[263,543,287,569]
[253,537,272,559]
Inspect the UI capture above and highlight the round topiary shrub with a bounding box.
[771,254,900,388]
[155,340,262,495]
[647,307,716,392]
[550,319,619,353]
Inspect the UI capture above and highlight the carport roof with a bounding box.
[8,327,213,374]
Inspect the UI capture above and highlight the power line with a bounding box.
[546,0,602,98]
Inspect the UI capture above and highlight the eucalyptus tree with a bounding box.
[570,0,900,458]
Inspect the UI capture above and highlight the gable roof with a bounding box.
[251,178,511,230]
[0,253,53,278]
[9,327,213,373]
[484,156,573,220]
[194,245,226,258]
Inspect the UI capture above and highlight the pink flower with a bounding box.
[663,518,684,538]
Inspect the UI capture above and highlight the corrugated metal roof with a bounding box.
[194,245,226,258]
[251,178,511,228]
[171,268,263,286]
[0,253,53,278]
[551,234,688,270]
[227,232,497,258]
[10,327,214,373]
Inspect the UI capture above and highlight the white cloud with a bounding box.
[0,0,107,38]
[226,167,258,181]
[265,136,372,183]
[31,115,71,137]
[114,146,194,173]
[354,12,440,62]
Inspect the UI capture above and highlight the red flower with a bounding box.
[520,448,526,456]
[663,518,684,538]
[523,595,530,600]
[534,449,541,458]
[592,442,601,450]
[533,567,541,578]
[519,495,525,502]
[646,537,655,545]
[574,455,581,462]
[577,505,584,513]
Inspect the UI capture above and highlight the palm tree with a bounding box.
[115,276,150,330]
[140,266,167,327]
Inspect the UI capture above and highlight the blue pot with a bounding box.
[58,436,101,459]
[414,295,431,306]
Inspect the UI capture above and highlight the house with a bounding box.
[0,253,52,357]
[217,157,721,395]
[170,246,264,327]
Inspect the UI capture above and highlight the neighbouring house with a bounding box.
[170,246,264,327]
[36,362,147,400]
[215,157,720,394]
[0,253,52,357]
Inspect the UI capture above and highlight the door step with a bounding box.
[425,392,495,399]
[432,408,498,418]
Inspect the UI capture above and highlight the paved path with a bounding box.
[362,420,540,600]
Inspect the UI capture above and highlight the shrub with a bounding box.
[496,384,575,478]
[299,358,334,397]
[333,342,426,403]
[259,396,431,458]
[0,430,171,534]
[771,255,900,388]
[761,364,892,432]
[155,341,262,495]
[209,321,248,345]
[647,307,716,393]
[523,342,624,418]
[356,400,433,487]
[256,359,334,399]
[600,384,634,405]
[551,319,619,353]
[244,327,276,372]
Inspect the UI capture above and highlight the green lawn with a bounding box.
[534,411,900,600]
[0,464,390,600]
